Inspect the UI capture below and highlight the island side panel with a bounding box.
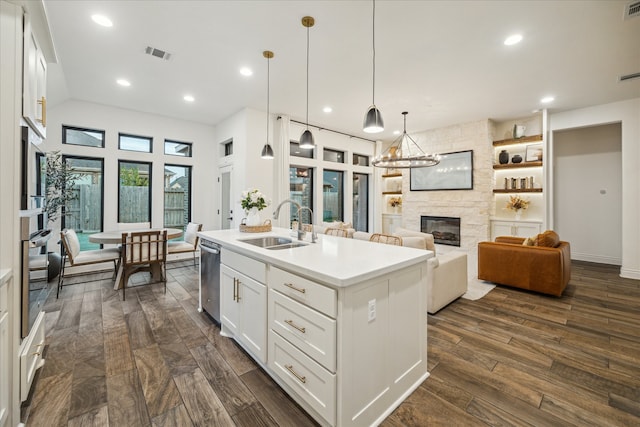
[337,262,428,426]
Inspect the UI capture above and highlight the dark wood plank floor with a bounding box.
[21,260,640,426]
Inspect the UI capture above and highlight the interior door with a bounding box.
[220,166,232,229]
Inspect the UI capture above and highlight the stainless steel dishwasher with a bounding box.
[199,238,221,323]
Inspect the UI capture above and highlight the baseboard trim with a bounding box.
[572,252,621,265]
[620,267,640,280]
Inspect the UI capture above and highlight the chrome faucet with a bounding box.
[297,206,317,243]
[272,199,316,243]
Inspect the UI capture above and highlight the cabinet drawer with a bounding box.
[20,311,45,401]
[222,249,266,283]
[268,330,336,425]
[269,289,336,373]
[270,267,336,318]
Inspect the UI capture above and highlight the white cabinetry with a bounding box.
[0,270,11,427]
[22,13,47,139]
[220,250,267,363]
[382,213,401,234]
[491,220,541,240]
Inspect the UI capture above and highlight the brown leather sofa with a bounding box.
[477,235,571,296]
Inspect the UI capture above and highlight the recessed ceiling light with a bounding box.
[540,96,555,103]
[91,14,113,27]
[183,95,195,102]
[323,106,333,113]
[116,79,130,87]
[393,130,400,135]
[239,67,253,77]
[504,34,523,46]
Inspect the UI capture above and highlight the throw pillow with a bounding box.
[536,230,560,247]
[522,236,536,246]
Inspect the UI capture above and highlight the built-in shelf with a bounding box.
[493,188,543,194]
[382,191,402,195]
[493,161,543,170]
[493,134,543,147]
[382,173,402,178]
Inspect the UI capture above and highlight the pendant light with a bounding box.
[363,0,384,133]
[299,16,315,149]
[261,50,275,159]
[372,112,440,168]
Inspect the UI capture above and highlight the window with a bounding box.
[353,173,369,231]
[118,161,151,223]
[323,148,344,163]
[164,164,192,238]
[62,125,105,148]
[323,170,343,222]
[119,133,152,153]
[62,156,104,251]
[224,140,233,156]
[353,153,370,166]
[290,141,314,159]
[164,140,192,157]
[289,166,313,225]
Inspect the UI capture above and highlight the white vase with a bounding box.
[246,207,261,226]
[514,211,522,221]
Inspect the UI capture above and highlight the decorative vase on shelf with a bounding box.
[512,154,523,164]
[499,150,509,165]
[514,210,522,221]
[246,207,261,226]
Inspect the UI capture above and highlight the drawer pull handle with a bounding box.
[283,282,306,294]
[233,278,237,301]
[31,352,41,357]
[285,364,306,384]
[284,319,306,333]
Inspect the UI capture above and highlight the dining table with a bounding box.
[88,227,183,244]
[88,227,183,291]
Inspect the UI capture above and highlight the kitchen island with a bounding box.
[197,227,432,427]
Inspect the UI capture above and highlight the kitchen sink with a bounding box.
[239,236,307,249]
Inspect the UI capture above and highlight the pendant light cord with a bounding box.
[372,0,376,105]
[266,56,270,140]
[306,24,310,130]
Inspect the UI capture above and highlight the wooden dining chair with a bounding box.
[325,227,348,238]
[167,222,202,267]
[58,229,120,298]
[119,230,167,300]
[369,233,403,246]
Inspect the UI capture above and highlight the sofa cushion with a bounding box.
[393,227,436,253]
[536,230,560,248]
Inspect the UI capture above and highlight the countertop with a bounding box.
[198,227,432,288]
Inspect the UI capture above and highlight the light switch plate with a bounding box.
[368,299,376,322]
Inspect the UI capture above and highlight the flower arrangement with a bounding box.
[241,189,270,212]
[389,197,402,208]
[505,194,530,212]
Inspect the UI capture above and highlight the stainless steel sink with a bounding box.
[239,236,307,250]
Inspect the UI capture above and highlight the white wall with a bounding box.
[42,99,218,240]
[549,98,640,279]
[553,123,622,264]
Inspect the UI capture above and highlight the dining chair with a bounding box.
[167,222,202,267]
[119,229,167,300]
[325,227,348,238]
[58,229,121,298]
[369,233,403,246]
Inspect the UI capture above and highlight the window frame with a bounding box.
[118,132,153,153]
[322,169,344,222]
[163,163,192,231]
[164,139,193,157]
[323,148,345,163]
[290,141,314,159]
[352,172,369,232]
[62,125,105,148]
[117,160,153,223]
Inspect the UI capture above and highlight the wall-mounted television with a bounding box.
[410,150,473,191]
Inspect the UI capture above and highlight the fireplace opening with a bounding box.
[421,216,460,247]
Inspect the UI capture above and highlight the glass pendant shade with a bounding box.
[299,129,315,149]
[261,143,274,159]
[372,111,440,168]
[363,105,384,133]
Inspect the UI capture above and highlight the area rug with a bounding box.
[462,278,496,301]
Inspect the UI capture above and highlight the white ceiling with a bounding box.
[42,0,640,141]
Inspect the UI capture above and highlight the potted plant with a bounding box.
[240,189,270,226]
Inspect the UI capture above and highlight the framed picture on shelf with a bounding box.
[525,143,543,162]
[410,150,473,191]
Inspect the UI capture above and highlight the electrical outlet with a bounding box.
[368,299,376,322]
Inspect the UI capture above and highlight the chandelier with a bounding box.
[372,112,440,168]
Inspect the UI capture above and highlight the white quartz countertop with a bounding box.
[198,227,432,288]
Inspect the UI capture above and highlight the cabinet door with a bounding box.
[0,280,8,427]
[238,274,267,363]
[22,15,47,139]
[514,222,541,238]
[491,221,514,240]
[220,265,240,337]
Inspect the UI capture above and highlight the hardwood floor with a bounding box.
[21,260,640,426]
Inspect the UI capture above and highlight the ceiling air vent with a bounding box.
[624,1,640,19]
[619,72,640,82]
[144,46,171,60]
